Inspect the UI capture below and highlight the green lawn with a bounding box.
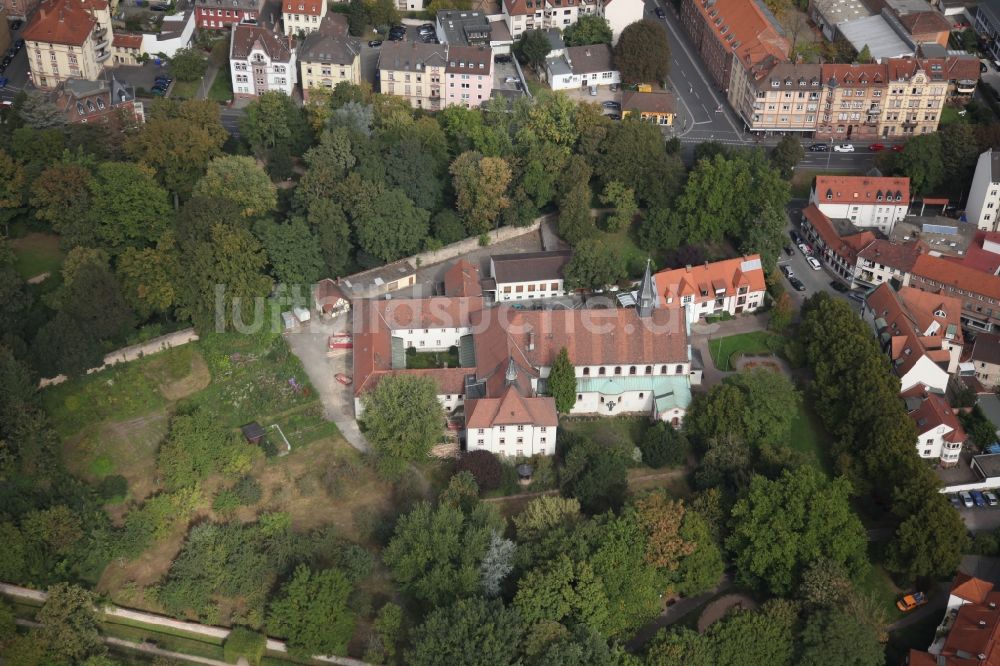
[208,66,232,103]
[598,228,649,277]
[169,79,200,99]
[562,415,653,451]
[10,233,63,280]
[940,105,966,126]
[708,331,784,372]
[789,402,831,474]
[406,347,461,369]
[857,541,905,621]
[791,170,820,199]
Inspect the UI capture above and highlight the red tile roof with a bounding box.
[898,286,964,346]
[697,0,790,70]
[912,254,1000,301]
[801,204,876,264]
[936,590,1000,664]
[444,260,483,298]
[945,231,1000,276]
[230,24,294,63]
[653,256,766,306]
[113,32,142,49]
[814,175,910,206]
[899,11,951,37]
[905,389,966,442]
[466,385,557,428]
[820,63,887,86]
[857,239,927,272]
[445,45,492,75]
[867,283,954,378]
[503,0,580,18]
[23,0,97,46]
[952,573,995,604]
[314,278,349,312]
[284,0,324,16]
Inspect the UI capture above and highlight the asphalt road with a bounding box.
[0,21,30,101]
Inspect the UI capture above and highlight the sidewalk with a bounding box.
[195,64,219,100]
[689,313,770,386]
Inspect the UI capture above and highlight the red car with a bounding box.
[335,373,353,386]
[891,144,905,152]
[328,333,352,349]
[869,143,885,152]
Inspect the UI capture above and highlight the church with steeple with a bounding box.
[352,255,702,458]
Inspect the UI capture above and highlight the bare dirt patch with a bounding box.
[697,593,759,633]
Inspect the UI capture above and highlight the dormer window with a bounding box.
[771,80,779,87]
[876,190,883,201]
[97,97,105,109]
[76,102,84,115]
[935,309,946,317]
[826,189,833,200]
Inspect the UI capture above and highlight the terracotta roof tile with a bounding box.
[814,175,910,206]
[23,0,97,46]
[466,385,557,428]
[953,573,996,604]
[697,0,790,69]
[653,256,766,305]
[444,259,483,297]
[283,0,324,16]
[912,254,1000,301]
[230,24,294,63]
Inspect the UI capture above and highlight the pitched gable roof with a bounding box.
[653,256,766,305]
[814,175,910,206]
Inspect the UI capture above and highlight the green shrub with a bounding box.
[233,476,263,505]
[213,490,240,515]
[639,422,690,468]
[98,475,128,502]
[224,626,266,665]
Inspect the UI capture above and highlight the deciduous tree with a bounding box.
[770,136,804,179]
[170,47,208,81]
[600,180,637,232]
[31,162,94,247]
[451,151,512,235]
[88,162,172,252]
[192,156,277,218]
[406,597,523,666]
[560,437,628,514]
[241,91,312,158]
[557,184,597,245]
[564,237,627,290]
[254,217,324,285]
[726,467,868,595]
[514,555,610,635]
[353,187,430,263]
[517,30,552,73]
[563,15,613,46]
[38,583,104,664]
[268,565,355,658]
[886,494,968,581]
[360,374,444,477]
[614,21,670,85]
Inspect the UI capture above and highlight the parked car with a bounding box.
[949,493,963,507]
[602,101,620,109]
[789,229,802,244]
[973,490,987,507]
[328,334,353,350]
[830,281,848,292]
[780,264,793,278]
[418,23,435,34]
[5,47,14,59]
[0,77,7,89]
[494,54,513,63]
[986,491,999,507]
[335,373,353,386]
[896,592,929,612]
[961,491,974,508]
[14,39,23,52]
[849,291,866,303]
[154,76,172,85]
[986,442,1000,454]
[606,113,621,120]
[788,276,806,292]
[9,19,23,30]
[809,143,829,152]
[891,144,905,152]
[784,245,794,256]
[797,242,812,256]
[655,6,666,18]
[869,143,885,152]
[368,40,382,47]
[150,87,166,96]
[807,256,822,271]
[387,32,404,41]
[589,85,598,96]
[833,143,855,152]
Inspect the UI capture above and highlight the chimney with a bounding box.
[585,48,591,57]
[980,620,987,627]
[527,332,535,351]
[685,264,692,272]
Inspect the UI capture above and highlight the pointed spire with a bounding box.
[637,258,656,318]
[505,356,518,384]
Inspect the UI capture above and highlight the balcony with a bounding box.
[95,49,111,63]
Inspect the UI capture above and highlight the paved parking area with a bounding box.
[114,63,175,93]
[0,21,30,101]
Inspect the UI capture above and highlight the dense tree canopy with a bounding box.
[268,565,356,657]
[360,374,444,477]
[614,21,671,85]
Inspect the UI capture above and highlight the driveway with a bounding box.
[689,313,769,386]
[283,316,368,453]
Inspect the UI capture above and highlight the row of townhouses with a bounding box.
[677,0,979,138]
[331,252,768,459]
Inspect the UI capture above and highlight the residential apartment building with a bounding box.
[679,0,789,94]
[23,0,113,89]
[1,0,40,20]
[229,23,296,100]
[352,262,700,457]
[298,31,360,102]
[908,254,1000,332]
[863,283,960,393]
[809,174,910,234]
[282,0,327,36]
[800,204,876,282]
[194,0,266,30]
[970,333,1000,388]
[621,90,676,126]
[977,0,1000,65]
[910,573,1000,663]
[729,62,821,134]
[967,149,1000,232]
[545,43,620,91]
[853,239,923,290]
[50,75,144,125]
[377,41,446,110]
[816,63,885,142]
[485,250,572,301]
[501,0,642,44]
[881,58,946,137]
[436,10,493,46]
[111,32,142,66]
[653,255,767,325]
[445,45,493,108]
[903,387,965,465]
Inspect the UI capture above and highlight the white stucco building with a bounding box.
[967,149,1000,232]
[545,44,620,92]
[486,250,572,301]
[810,175,910,235]
[229,23,297,100]
[653,256,768,325]
[904,389,964,465]
[501,0,642,43]
[352,262,698,458]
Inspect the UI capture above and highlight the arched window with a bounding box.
[629,366,636,375]
[583,367,590,376]
[676,364,684,374]
[645,365,652,375]
[599,367,606,376]
[660,365,668,373]
[614,366,622,375]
